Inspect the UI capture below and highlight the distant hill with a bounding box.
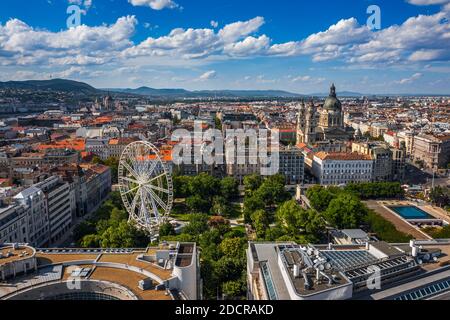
[0,79,98,94]
[309,91,366,97]
[109,87,191,96]
[107,86,304,98]
[2,79,446,98]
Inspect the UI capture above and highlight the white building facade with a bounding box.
[312,152,373,186]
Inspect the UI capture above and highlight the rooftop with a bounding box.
[315,152,373,161]
[279,247,350,297]
[341,229,369,240]
[1,243,197,300]
[0,245,35,267]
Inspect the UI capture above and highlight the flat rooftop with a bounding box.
[250,242,294,300]
[89,267,172,300]
[280,248,350,296]
[36,247,173,281]
[366,268,450,300]
[0,245,35,266]
[2,244,195,300]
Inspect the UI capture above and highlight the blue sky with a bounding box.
[0,0,449,94]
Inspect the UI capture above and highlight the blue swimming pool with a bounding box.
[389,206,434,220]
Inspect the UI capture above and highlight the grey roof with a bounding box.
[371,241,404,258]
[251,243,293,300]
[14,186,42,199]
[341,229,369,240]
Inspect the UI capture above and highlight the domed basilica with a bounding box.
[297,84,354,145]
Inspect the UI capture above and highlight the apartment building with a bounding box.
[0,202,29,244]
[413,134,450,169]
[34,177,74,244]
[12,149,79,167]
[278,146,304,186]
[352,141,406,182]
[14,186,49,247]
[312,152,373,186]
[86,137,138,160]
[79,164,112,215]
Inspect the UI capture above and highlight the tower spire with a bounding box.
[330,83,336,97]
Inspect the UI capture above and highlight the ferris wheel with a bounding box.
[118,141,173,235]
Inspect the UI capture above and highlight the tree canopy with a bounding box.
[429,186,450,207]
[74,191,150,248]
[173,174,240,216]
[324,193,367,229]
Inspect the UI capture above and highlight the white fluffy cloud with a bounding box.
[198,70,217,81]
[407,0,449,5]
[0,16,137,66]
[223,35,270,57]
[0,8,449,78]
[128,0,179,10]
[124,16,267,59]
[218,17,265,43]
[397,72,423,84]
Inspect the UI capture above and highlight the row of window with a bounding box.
[395,279,450,301]
[324,170,371,175]
[324,163,372,168]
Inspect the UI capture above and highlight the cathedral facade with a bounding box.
[297,84,354,145]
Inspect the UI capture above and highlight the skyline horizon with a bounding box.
[2,77,450,96]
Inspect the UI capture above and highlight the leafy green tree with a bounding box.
[243,195,265,222]
[183,214,209,238]
[109,208,128,226]
[95,201,115,221]
[429,186,450,207]
[254,174,291,207]
[306,185,338,212]
[251,209,270,239]
[173,176,192,198]
[96,219,111,235]
[211,196,228,216]
[365,210,413,242]
[345,182,404,200]
[219,237,246,258]
[243,174,263,197]
[161,233,195,242]
[81,234,100,248]
[200,259,219,299]
[264,225,285,241]
[73,221,96,243]
[104,157,119,184]
[99,221,149,248]
[276,200,303,235]
[223,279,246,299]
[186,195,211,213]
[189,173,220,201]
[109,191,125,209]
[301,209,325,239]
[325,193,367,229]
[275,200,325,242]
[214,256,245,283]
[159,222,176,237]
[224,228,247,239]
[220,177,239,200]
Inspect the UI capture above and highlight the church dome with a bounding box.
[323,84,342,110]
